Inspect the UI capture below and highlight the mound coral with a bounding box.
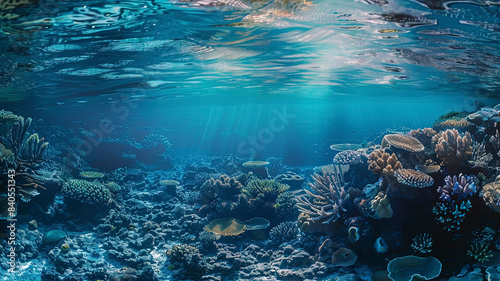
[270,221,299,243]
[333,150,362,165]
[241,179,289,208]
[394,169,434,188]
[368,150,402,177]
[200,174,243,215]
[433,129,473,167]
[204,217,246,236]
[62,179,112,205]
[296,165,348,228]
[437,174,476,203]
[479,178,500,213]
[381,134,425,152]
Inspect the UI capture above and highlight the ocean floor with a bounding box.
[1,105,500,281]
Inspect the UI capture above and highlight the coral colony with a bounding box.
[1,105,500,280]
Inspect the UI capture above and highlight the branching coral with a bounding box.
[437,174,476,203]
[296,165,348,227]
[433,129,473,167]
[432,200,472,231]
[368,149,402,177]
[411,233,433,253]
[467,243,493,263]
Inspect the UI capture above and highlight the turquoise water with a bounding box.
[1,0,500,280]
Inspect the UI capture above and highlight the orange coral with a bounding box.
[368,150,402,177]
[433,129,473,167]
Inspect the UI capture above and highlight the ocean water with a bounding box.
[1,0,500,280]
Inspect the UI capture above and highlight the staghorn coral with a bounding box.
[381,134,425,152]
[411,233,433,253]
[333,150,362,165]
[296,165,348,229]
[368,149,402,177]
[203,217,246,236]
[270,221,299,244]
[433,119,473,132]
[433,129,473,167]
[62,179,112,205]
[433,200,472,231]
[409,128,437,146]
[437,174,476,203]
[394,169,434,188]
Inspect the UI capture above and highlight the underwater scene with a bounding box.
[1,0,500,280]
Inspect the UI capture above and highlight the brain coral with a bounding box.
[381,134,425,152]
[62,179,112,205]
[433,129,473,167]
[368,150,402,177]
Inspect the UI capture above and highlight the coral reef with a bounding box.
[62,179,112,205]
[333,150,362,165]
[433,129,473,168]
[479,177,500,213]
[381,134,425,152]
[204,217,247,236]
[393,169,434,188]
[436,174,476,203]
[296,165,348,229]
[387,256,442,281]
[368,149,402,177]
[270,221,299,244]
[411,233,432,253]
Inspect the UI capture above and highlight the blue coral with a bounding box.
[433,200,472,231]
[437,174,476,203]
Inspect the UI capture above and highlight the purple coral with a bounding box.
[437,174,476,203]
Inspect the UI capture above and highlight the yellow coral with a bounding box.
[204,218,246,236]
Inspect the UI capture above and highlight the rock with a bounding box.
[43,230,67,243]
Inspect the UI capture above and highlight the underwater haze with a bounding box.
[1,0,500,280]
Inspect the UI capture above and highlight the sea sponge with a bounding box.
[368,150,402,177]
[381,134,425,152]
[433,129,473,167]
[394,169,434,188]
[204,217,246,236]
[387,255,442,281]
[62,179,112,205]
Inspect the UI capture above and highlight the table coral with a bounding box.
[381,134,425,152]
